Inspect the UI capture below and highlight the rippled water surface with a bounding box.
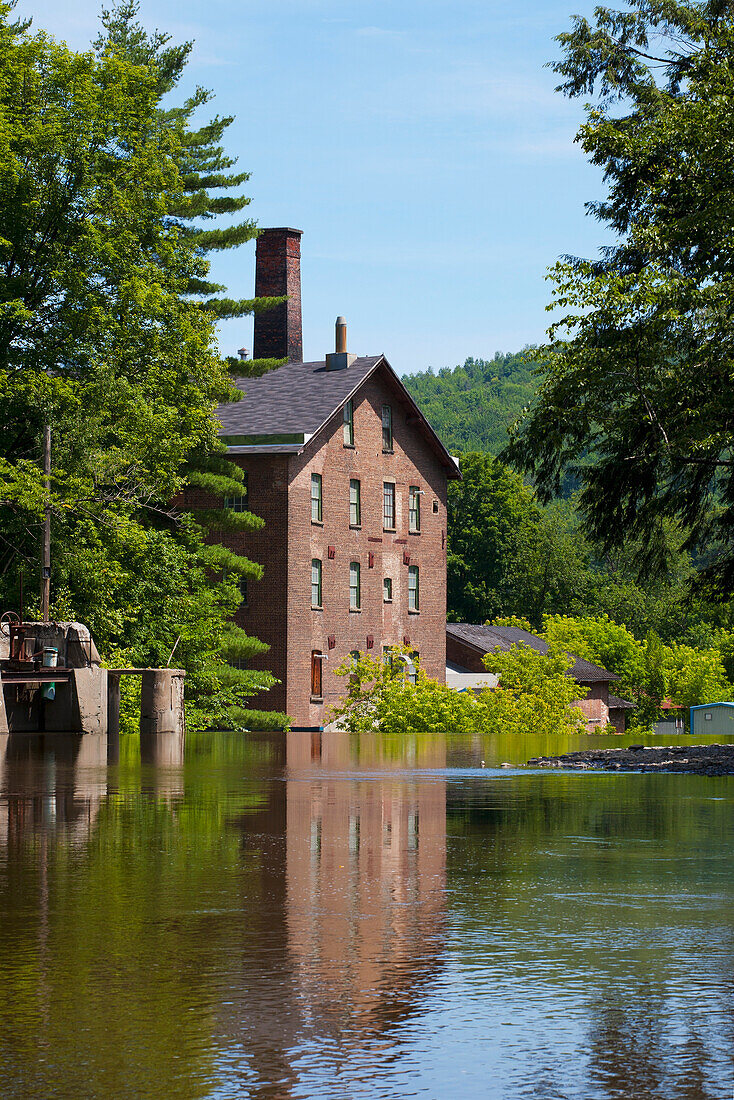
[0,728,732,1099]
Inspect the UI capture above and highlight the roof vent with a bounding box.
[326,316,356,370]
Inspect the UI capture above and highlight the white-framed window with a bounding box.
[382,405,393,452]
[408,565,419,611]
[311,472,323,522]
[239,579,248,606]
[383,482,396,530]
[409,486,421,532]
[383,577,393,602]
[349,479,361,526]
[224,472,248,512]
[343,399,354,446]
[311,559,322,608]
[349,561,361,610]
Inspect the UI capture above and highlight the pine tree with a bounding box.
[0,2,286,729]
[95,3,282,333]
[504,1,734,590]
[92,2,288,727]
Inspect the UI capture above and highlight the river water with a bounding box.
[0,728,732,1099]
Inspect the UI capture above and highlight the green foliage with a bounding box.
[541,613,734,726]
[491,615,534,632]
[0,4,277,730]
[402,352,539,456]
[447,453,543,623]
[95,2,264,322]
[330,648,484,734]
[664,643,731,713]
[447,452,711,637]
[504,0,734,591]
[330,644,586,736]
[480,642,588,737]
[542,614,646,692]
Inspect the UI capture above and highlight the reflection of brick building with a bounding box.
[447,623,635,733]
[204,228,460,729]
[218,731,448,1085]
[284,732,446,1028]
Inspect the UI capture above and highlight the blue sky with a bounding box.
[17,0,606,375]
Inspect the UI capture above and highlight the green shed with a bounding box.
[689,702,734,736]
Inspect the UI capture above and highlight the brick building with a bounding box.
[446,622,635,733]
[212,228,460,729]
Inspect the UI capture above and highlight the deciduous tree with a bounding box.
[0,2,281,728]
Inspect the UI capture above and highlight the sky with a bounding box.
[16,0,608,375]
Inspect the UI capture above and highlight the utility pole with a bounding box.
[41,424,51,622]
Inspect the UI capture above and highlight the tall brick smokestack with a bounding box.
[253,228,303,362]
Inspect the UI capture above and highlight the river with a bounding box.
[0,728,732,1099]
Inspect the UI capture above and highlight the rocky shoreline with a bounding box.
[528,743,734,776]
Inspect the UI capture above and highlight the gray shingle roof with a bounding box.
[446,623,618,684]
[215,355,460,475]
[218,357,383,438]
[608,694,635,710]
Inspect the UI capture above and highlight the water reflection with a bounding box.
[283,732,446,1031]
[0,732,107,848]
[0,729,731,1099]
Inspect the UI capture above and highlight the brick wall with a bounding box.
[253,228,303,362]
[581,680,610,705]
[446,634,486,673]
[285,365,449,727]
[190,363,451,728]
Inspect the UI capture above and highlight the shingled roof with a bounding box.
[446,623,619,684]
[608,694,635,710]
[218,357,381,440]
[216,355,460,475]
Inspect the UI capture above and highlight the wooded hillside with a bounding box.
[402,351,537,455]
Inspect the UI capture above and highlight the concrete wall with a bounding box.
[0,667,108,735]
[1,624,183,737]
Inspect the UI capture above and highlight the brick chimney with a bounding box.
[253,228,303,362]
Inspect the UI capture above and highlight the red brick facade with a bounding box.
[220,363,450,728]
[253,228,303,362]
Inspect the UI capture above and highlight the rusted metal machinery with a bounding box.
[0,590,184,738]
[0,612,72,686]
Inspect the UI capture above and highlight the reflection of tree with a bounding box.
[582,958,734,1100]
[586,993,704,1100]
[0,732,280,1100]
[2,731,730,1099]
[446,770,734,1100]
[0,731,449,1100]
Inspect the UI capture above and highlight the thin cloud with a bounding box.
[354,26,406,39]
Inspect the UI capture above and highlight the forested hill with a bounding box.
[402,350,539,455]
